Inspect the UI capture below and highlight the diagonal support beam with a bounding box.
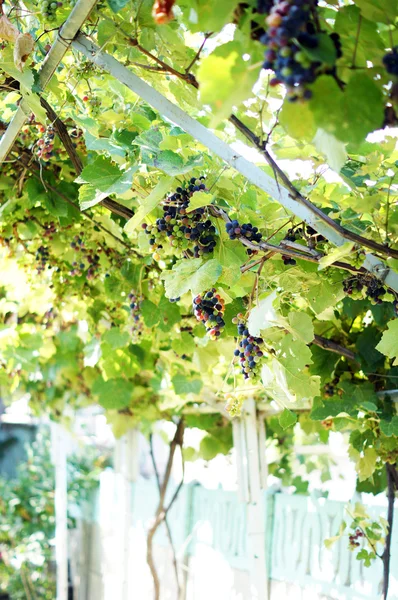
[72,34,398,293]
[0,0,98,163]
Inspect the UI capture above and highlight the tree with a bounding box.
[0,0,397,596]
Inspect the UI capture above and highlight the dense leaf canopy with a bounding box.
[0,0,398,486]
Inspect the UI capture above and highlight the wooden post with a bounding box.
[113,429,140,599]
[51,422,69,600]
[233,400,268,599]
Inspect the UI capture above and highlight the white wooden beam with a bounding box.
[0,0,98,163]
[72,34,398,293]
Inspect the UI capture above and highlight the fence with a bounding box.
[71,470,398,600]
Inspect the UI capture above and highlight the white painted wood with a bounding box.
[241,400,269,600]
[72,34,398,293]
[0,0,99,163]
[51,422,69,600]
[113,430,140,600]
[258,415,268,490]
[232,419,249,504]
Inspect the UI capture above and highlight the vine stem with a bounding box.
[312,335,358,362]
[385,175,394,244]
[146,420,185,600]
[228,114,398,260]
[382,463,398,600]
[351,15,362,68]
[149,434,181,597]
[184,32,213,73]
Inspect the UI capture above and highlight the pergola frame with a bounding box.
[1,3,398,599]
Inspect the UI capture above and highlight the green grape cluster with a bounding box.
[343,274,392,306]
[38,0,63,22]
[83,95,101,116]
[224,393,244,417]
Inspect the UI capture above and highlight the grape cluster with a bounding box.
[69,235,101,281]
[323,383,335,398]
[284,226,303,242]
[69,128,86,154]
[343,275,386,304]
[128,290,144,340]
[38,0,63,21]
[143,178,218,259]
[383,47,398,76]
[193,289,225,339]
[224,393,244,417]
[226,220,262,255]
[36,125,55,162]
[261,0,341,101]
[83,95,101,116]
[35,246,50,273]
[43,307,57,329]
[281,254,296,266]
[257,0,274,14]
[232,314,266,380]
[348,529,364,549]
[43,222,57,240]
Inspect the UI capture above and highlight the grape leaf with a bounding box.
[184,0,241,32]
[172,374,202,395]
[302,33,337,65]
[313,129,347,173]
[157,295,181,332]
[310,396,356,420]
[335,6,384,65]
[102,327,130,350]
[280,97,316,141]
[376,319,398,365]
[104,275,123,300]
[279,408,297,430]
[150,151,203,175]
[352,0,397,24]
[77,156,136,193]
[248,291,287,336]
[124,177,173,233]
[215,242,246,287]
[357,447,378,482]
[306,280,343,316]
[171,332,195,355]
[318,242,355,270]
[380,416,398,437]
[92,377,134,409]
[197,41,261,124]
[288,312,314,344]
[141,300,161,327]
[186,191,212,212]
[161,258,222,298]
